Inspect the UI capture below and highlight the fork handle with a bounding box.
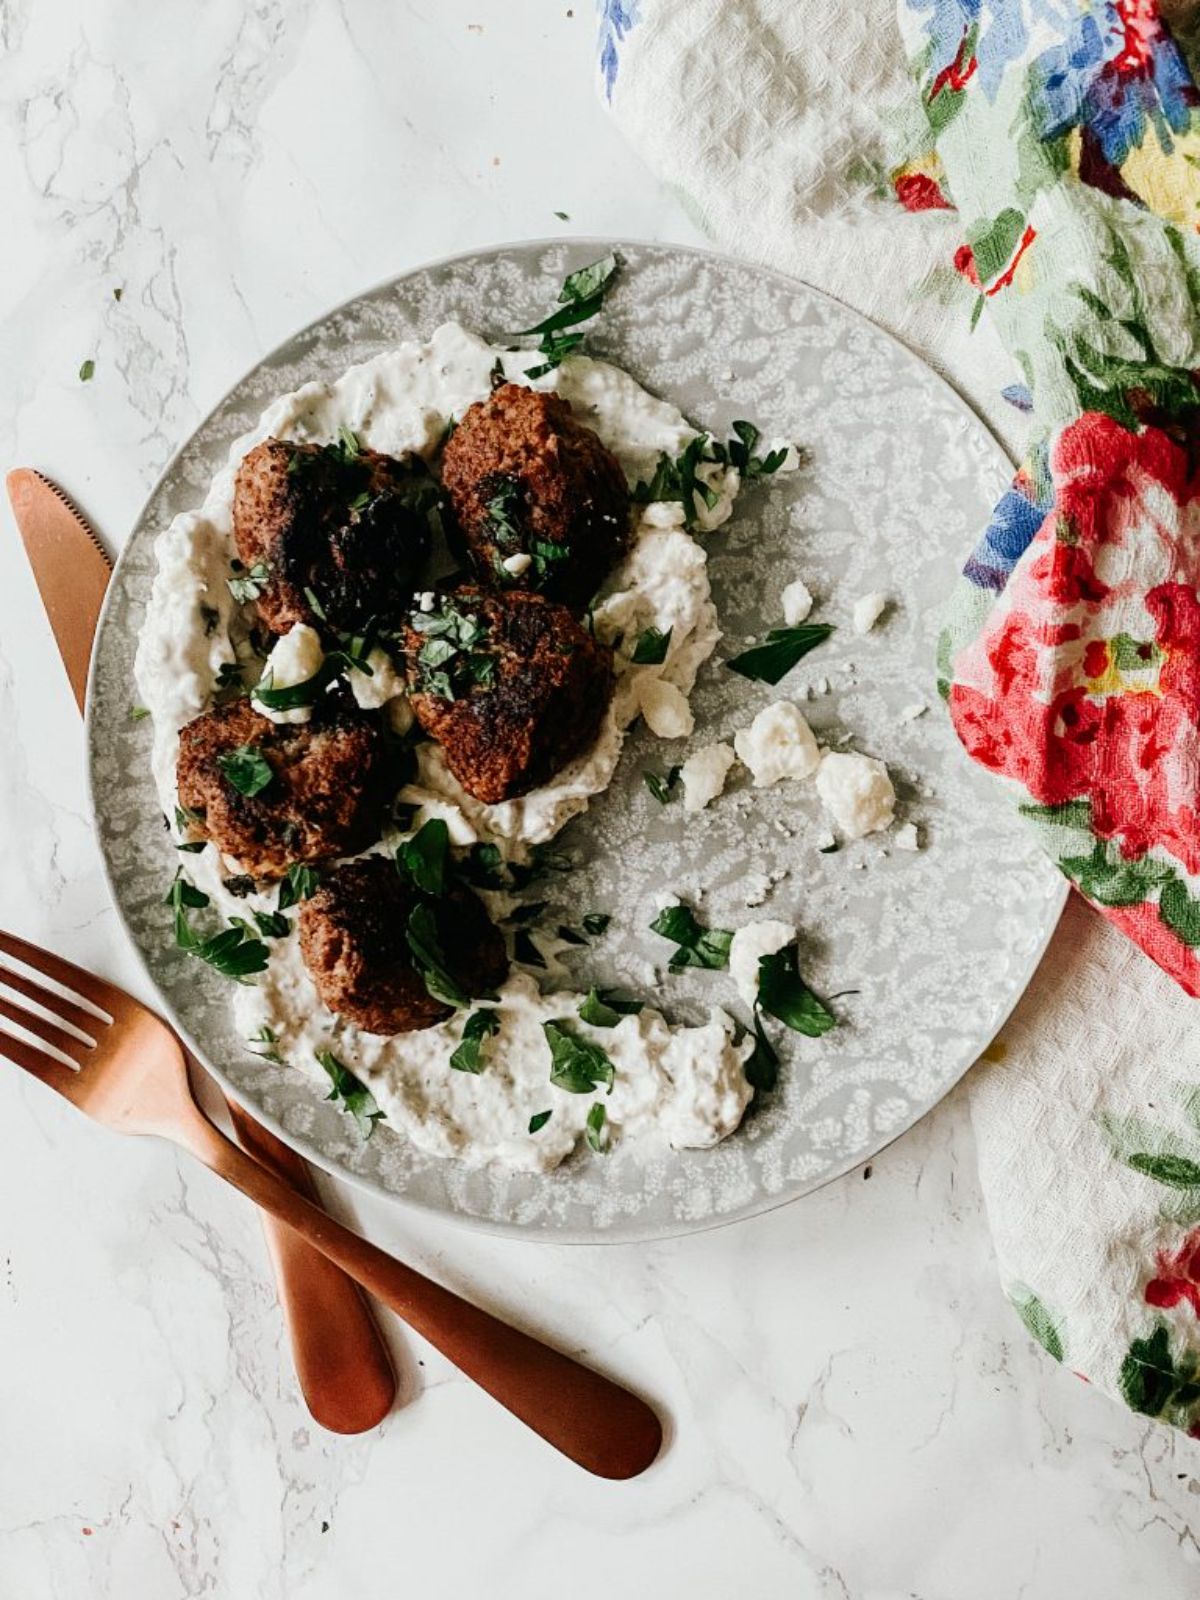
[173,1110,662,1480]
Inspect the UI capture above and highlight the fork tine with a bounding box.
[0,991,95,1063]
[0,962,102,1037]
[0,1024,81,1097]
[0,930,116,1017]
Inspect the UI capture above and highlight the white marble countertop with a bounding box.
[2,4,1199,1595]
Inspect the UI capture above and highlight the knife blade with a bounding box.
[5,466,396,1433]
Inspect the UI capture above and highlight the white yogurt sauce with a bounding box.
[134,322,759,1173]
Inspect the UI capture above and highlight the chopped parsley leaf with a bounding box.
[515,251,621,377]
[529,1109,553,1133]
[578,988,643,1028]
[248,1025,283,1065]
[253,909,291,939]
[649,903,733,971]
[216,744,274,797]
[406,901,469,1007]
[631,625,672,664]
[395,818,450,897]
[744,1010,779,1092]
[726,623,834,686]
[449,1007,500,1074]
[585,1102,608,1154]
[513,929,546,968]
[277,863,320,910]
[543,1020,615,1094]
[316,1048,384,1138]
[757,944,837,1036]
[582,912,611,937]
[227,558,271,605]
[644,765,681,805]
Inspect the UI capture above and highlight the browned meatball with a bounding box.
[232,436,436,636]
[440,383,629,610]
[176,698,387,879]
[298,856,508,1034]
[403,587,614,805]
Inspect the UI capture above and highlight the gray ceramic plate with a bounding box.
[88,239,1065,1242]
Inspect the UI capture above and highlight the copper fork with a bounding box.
[0,929,663,1480]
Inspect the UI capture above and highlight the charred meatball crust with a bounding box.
[232,436,436,637]
[176,697,388,880]
[403,587,614,805]
[440,383,629,611]
[299,856,508,1034]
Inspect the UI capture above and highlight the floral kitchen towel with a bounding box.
[599,0,1200,1430]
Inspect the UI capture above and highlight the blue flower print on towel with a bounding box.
[598,0,640,102]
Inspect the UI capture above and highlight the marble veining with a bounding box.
[2,3,1200,1595]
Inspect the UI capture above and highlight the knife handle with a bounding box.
[227,1097,397,1433]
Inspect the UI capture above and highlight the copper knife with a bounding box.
[6,467,397,1434]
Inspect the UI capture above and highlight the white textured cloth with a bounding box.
[597,0,1200,1423]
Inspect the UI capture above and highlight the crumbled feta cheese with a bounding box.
[734,700,820,786]
[680,742,736,812]
[639,677,694,739]
[348,647,406,710]
[252,623,324,726]
[501,551,532,576]
[899,702,927,722]
[729,920,796,1006]
[815,750,896,838]
[638,500,687,530]
[743,872,771,908]
[894,821,920,852]
[852,592,889,634]
[416,590,436,612]
[781,579,813,626]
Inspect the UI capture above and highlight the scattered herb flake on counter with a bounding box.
[631,625,672,664]
[578,988,644,1028]
[650,904,733,971]
[582,912,611,937]
[554,210,570,221]
[515,251,621,378]
[79,359,95,382]
[757,944,837,1037]
[726,623,834,686]
[395,818,450,897]
[529,1109,553,1133]
[449,1008,500,1074]
[744,1011,779,1092]
[644,765,681,804]
[217,744,274,797]
[543,1021,616,1094]
[585,1103,608,1154]
[227,558,271,604]
[129,705,150,721]
[317,1049,384,1138]
[277,863,320,910]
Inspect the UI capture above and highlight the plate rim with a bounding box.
[86,233,1068,1244]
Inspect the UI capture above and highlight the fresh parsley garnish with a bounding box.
[631,625,672,664]
[650,904,734,971]
[247,1024,283,1065]
[214,661,248,699]
[757,944,837,1036]
[449,1007,500,1074]
[556,925,587,947]
[515,251,621,378]
[410,599,494,700]
[486,479,523,550]
[585,1102,608,1154]
[227,558,271,605]
[395,818,450,897]
[277,863,320,910]
[337,425,362,460]
[578,988,644,1028]
[744,1010,779,1092]
[406,901,469,1007]
[709,420,790,480]
[644,765,681,804]
[631,435,717,529]
[726,623,834,686]
[168,875,270,983]
[216,744,274,797]
[251,659,338,712]
[582,912,611,937]
[506,901,549,926]
[543,1020,616,1094]
[252,909,291,939]
[457,842,535,892]
[529,1109,553,1133]
[316,1048,384,1138]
